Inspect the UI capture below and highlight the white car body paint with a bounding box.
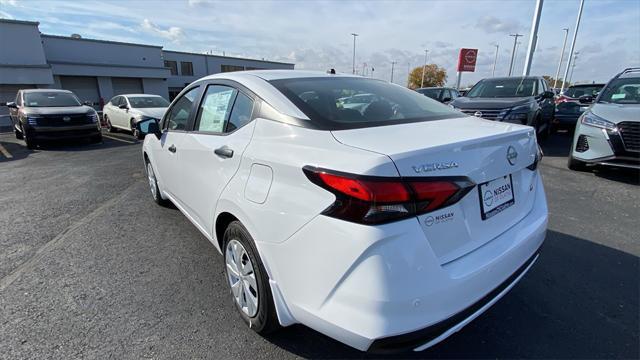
[103,94,168,131]
[141,70,548,352]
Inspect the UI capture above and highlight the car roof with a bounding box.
[202,69,360,82]
[483,76,541,81]
[569,84,605,87]
[22,88,73,94]
[122,94,163,97]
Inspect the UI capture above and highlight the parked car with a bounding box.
[415,87,460,104]
[136,70,547,352]
[458,87,472,97]
[449,76,556,140]
[568,68,640,171]
[102,94,169,139]
[7,89,101,149]
[553,83,605,132]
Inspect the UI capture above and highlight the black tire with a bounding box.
[223,221,280,334]
[14,126,23,140]
[22,125,36,149]
[130,119,142,139]
[105,115,117,133]
[144,159,170,206]
[568,156,588,171]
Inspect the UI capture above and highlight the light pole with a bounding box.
[390,61,396,83]
[508,33,522,76]
[561,0,585,94]
[568,51,579,84]
[553,28,569,89]
[407,61,411,87]
[492,44,499,77]
[523,0,544,76]
[513,41,522,73]
[362,62,367,76]
[351,33,358,75]
[420,49,428,88]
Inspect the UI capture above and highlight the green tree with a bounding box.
[408,64,447,89]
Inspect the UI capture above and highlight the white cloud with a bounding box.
[141,19,184,43]
[0,0,18,6]
[476,16,523,35]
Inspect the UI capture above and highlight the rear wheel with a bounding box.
[568,156,588,171]
[223,221,280,334]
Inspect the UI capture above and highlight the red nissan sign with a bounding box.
[457,48,478,72]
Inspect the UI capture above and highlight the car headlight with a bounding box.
[502,104,532,122]
[581,113,617,131]
[87,113,99,123]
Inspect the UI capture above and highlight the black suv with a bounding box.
[450,76,555,139]
[8,89,102,149]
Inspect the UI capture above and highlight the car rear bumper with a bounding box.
[28,124,101,140]
[260,174,548,352]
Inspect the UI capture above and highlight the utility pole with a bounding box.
[492,44,499,77]
[351,33,358,74]
[553,28,569,89]
[523,0,544,76]
[420,49,429,88]
[390,61,396,83]
[508,33,522,76]
[561,0,585,94]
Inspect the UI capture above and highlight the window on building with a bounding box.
[221,65,245,73]
[245,67,264,71]
[164,60,178,76]
[181,61,194,76]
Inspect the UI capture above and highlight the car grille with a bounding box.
[618,122,640,152]
[36,114,91,126]
[459,109,506,121]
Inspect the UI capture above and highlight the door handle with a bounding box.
[214,146,234,158]
[168,144,177,153]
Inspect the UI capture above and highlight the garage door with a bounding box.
[60,76,100,109]
[112,78,143,96]
[0,84,33,118]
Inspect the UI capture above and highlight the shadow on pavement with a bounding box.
[264,230,639,359]
[541,130,573,158]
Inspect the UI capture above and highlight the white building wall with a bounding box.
[142,78,169,99]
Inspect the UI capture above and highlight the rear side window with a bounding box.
[227,92,254,132]
[270,77,460,130]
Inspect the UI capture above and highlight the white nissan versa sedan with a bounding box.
[136,70,547,352]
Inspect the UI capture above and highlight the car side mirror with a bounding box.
[6,102,17,109]
[578,95,594,104]
[542,91,555,99]
[137,118,161,139]
[118,104,129,110]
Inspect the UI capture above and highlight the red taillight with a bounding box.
[555,95,574,105]
[304,167,475,224]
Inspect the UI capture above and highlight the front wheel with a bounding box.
[14,125,23,139]
[22,125,35,149]
[131,120,143,140]
[105,115,117,133]
[223,221,280,334]
[145,160,170,206]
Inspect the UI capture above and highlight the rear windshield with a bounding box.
[467,78,538,98]
[564,85,603,98]
[24,92,81,107]
[270,77,461,130]
[128,96,170,108]
[597,78,640,104]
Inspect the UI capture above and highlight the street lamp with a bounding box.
[351,33,358,75]
[492,44,499,77]
[553,28,570,89]
[561,0,585,93]
[508,33,522,76]
[421,49,428,88]
[390,61,396,83]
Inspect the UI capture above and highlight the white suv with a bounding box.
[137,70,547,352]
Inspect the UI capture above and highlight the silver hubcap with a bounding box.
[225,239,259,317]
[147,163,157,199]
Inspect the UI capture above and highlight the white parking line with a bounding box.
[0,143,13,159]
[102,134,137,144]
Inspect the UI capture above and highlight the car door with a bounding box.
[152,85,201,202]
[9,91,21,126]
[176,82,259,235]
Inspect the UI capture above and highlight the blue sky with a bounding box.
[1,0,638,86]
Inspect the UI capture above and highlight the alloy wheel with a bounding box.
[225,239,259,317]
[147,162,157,200]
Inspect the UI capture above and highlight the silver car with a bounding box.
[568,68,640,170]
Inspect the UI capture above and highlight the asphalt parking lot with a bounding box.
[0,128,638,359]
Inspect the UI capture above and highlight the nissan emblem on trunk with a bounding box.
[63,116,71,122]
[507,146,518,165]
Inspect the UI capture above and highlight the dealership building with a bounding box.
[0,18,294,118]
